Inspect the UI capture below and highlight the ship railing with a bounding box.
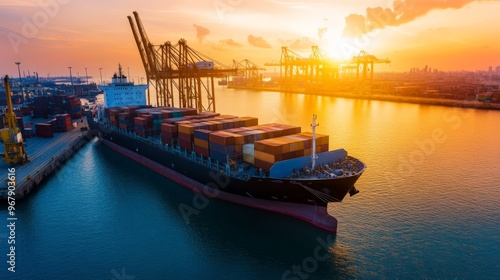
[108,123,229,173]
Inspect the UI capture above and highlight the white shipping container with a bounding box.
[196,61,214,70]
[243,143,254,156]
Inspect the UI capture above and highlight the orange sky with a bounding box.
[1,0,500,81]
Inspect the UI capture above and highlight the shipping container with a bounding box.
[194,146,210,157]
[24,127,34,138]
[35,123,54,138]
[195,61,214,70]
[194,129,211,141]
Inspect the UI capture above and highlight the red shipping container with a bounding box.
[35,123,54,138]
[178,132,194,142]
[179,139,193,151]
[194,146,210,157]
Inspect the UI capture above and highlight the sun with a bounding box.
[315,20,367,62]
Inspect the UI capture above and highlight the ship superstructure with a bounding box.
[99,64,147,108]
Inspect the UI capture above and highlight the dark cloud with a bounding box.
[193,24,209,42]
[343,0,477,37]
[247,35,272,48]
[220,39,241,47]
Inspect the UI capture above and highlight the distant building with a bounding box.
[488,66,493,72]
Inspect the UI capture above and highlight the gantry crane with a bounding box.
[264,46,339,89]
[127,11,237,112]
[230,59,265,86]
[1,75,29,165]
[350,50,391,80]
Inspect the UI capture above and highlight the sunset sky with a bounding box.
[1,0,500,82]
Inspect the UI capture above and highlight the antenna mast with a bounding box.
[311,114,319,171]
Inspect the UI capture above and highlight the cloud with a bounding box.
[318,27,328,39]
[342,0,478,37]
[193,24,209,42]
[284,37,314,51]
[220,39,241,47]
[343,14,367,37]
[247,35,272,48]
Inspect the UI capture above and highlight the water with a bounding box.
[1,88,499,279]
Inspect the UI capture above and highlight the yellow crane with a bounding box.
[1,75,29,165]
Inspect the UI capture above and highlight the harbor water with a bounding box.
[1,88,499,279]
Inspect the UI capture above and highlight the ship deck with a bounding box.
[97,120,366,181]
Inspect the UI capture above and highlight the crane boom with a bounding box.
[1,75,29,165]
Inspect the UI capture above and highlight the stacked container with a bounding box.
[193,129,211,156]
[33,95,82,119]
[35,123,54,138]
[160,123,177,145]
[49,119,58,132]
[55,114,72,132]
[64,95,82,119]
[134,116,153,137]
[252,133,329,170]
[208,131,245,162]
[150,112,163,135]
[101,106,336,169]
[118,112,134,131]
[178,123,196,151]
[225,123,301,144]
[108,109,120,127]
[33,96,54,118]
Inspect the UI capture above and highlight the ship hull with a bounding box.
[89,120,365,232]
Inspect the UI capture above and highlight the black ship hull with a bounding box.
[88,120,365,232]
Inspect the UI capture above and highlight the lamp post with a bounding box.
[99,67,103,85]
[15,62,24,104]
[85,67,89,85]
[68,66,74,94]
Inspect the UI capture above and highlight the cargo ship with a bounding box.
[88,68,366,232]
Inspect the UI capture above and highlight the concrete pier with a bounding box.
[0,117,95,200]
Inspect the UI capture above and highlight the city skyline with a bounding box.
[1,0,500,78]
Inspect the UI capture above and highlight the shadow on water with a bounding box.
[93,141,360,279]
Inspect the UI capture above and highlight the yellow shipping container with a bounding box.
[194,138,209,149]
[254,150,278,163]
[178,124,196,135]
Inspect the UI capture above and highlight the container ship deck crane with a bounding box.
[1,75,29,165]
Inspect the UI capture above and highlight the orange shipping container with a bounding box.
[194,138,209,149]
[178,124,196,135]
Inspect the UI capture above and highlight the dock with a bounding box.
[0,117,94,200]
[228,85,500,110]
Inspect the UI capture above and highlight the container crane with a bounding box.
[127,11,237,111]
[1,75,29,165]
[350,50,391,80]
